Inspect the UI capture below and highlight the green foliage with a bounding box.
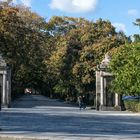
[109,18,140,97]
[133,34,140,42]
[134,18,140,27]
[0,2,47,96]
[0,2,128,102]
[124,100,140,112]
[133,19,140,43]
[46,17,126,99]
[110,43,140,95]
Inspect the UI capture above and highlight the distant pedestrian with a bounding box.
[78,96,83,110]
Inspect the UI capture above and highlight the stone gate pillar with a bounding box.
[0,55,11,108]
[100,75,104,106]
[96,53,122,111]
[2,72,6,107]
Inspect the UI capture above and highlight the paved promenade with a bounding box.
[0,95,140,140]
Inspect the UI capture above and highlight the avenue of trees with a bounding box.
[0,1,140,106]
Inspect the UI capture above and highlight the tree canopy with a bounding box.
[0,1,47,95]
[109,19,140,96]
[0,1,131,101]
[45,17,127,100]
[110,43,140,95]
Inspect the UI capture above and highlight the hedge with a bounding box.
[124,99,140,112]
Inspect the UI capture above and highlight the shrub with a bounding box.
[124,100,140,112]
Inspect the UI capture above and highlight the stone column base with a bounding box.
[1,104,9,108]
[114,105,121,111]
[99,105,121,111]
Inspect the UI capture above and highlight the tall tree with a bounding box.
[109,19,140,96]
[133,19,140,42]
[0,2,47,96]
[109,43,140,95]
[46,17,126,100]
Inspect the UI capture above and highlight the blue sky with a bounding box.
[1,0,140,36]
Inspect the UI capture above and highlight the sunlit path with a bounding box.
[0,95,140,140]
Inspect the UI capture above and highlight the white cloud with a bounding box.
[49,0,98,13]
[20,0,31,7]
[11,0,18,5]
[0,0,8,2]
[113,23,127,33]
[128,9,139,16]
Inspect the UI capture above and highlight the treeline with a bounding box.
[0,1,140,103]
[0,1,47,98]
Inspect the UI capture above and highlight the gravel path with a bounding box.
[0,95,140,140]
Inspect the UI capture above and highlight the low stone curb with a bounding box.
[0,136,49,140]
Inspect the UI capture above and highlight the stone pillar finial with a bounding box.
[101,53,111,66]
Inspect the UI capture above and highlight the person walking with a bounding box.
[78,96,83,110]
